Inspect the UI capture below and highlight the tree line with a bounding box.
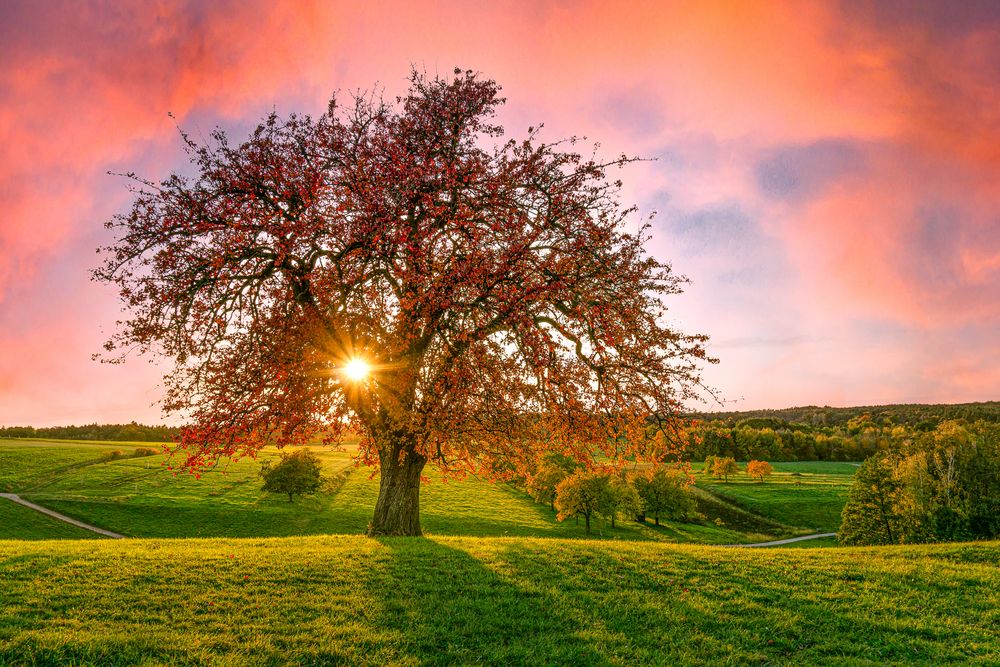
[679,408,1000,462]
[839,420,1000,545]
[521,453,696,535]
[0,422,180,442]
[690,401,1000,429]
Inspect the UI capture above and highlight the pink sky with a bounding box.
[1,1,998,426]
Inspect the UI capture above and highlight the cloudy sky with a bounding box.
[1,1,998,426]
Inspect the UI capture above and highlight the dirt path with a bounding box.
[723,532,837,548]
[0,493,124,539]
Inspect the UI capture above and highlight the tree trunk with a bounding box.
[288,492,293,502]
[367,449,426,536]
[584,512,591,535]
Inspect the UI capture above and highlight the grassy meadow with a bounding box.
[694,461,855,533]
[1,535,997,665]
[2,439,999,664]
[0,439,847,544]
[0,501,101,541]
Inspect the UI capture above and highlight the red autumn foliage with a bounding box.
[95,69,713,535]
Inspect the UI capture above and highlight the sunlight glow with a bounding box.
[342,358,370,381]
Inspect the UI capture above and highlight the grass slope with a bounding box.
[1,536,997,665]
[0,501,103,540]
[0,439,137,493]
[695,461,855,533]
[2,440,774,544]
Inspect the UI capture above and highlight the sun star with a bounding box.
[342,358,370,381]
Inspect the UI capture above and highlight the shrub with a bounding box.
[260,449,324,502]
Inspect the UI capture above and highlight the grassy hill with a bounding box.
[694,461,855,533]
[1,439,997,663]
[0,502,100,540]
[1,535,997,665]
[1,439,851,544]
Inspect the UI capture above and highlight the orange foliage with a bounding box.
[746,460,774,483]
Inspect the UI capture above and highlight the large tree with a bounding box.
[95,69,712,536]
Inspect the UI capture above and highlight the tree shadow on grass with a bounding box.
[485,542,997,664]
[352,537,607,665]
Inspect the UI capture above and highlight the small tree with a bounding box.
[712,456,739,482]
[526,453,578,510]
[260,449,324,502]
[746,460,773,483]
[703,455,717,475]
[597,476,642,528]
[633,467,694,525]
[555,470,608,535]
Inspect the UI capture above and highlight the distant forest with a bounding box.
[0,422,179,442]
[690,401,1000,428]
[684,401,1000,462]
[3,402,998,461]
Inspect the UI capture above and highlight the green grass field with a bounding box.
[3,440,830,544]
[0,501,102,540]
[694,461,854,533]
[1,535,996,665]
[2,440,998,664]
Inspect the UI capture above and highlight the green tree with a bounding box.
[260,449,324,502]
[597,476,642,528]
[839,455,902,545]
[893,452,937,542]
[633,468,694,525]
[964,422,1000,537]
[555,470,608,535]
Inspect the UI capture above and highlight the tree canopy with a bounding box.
[712,457,739,482]
[95,69,712,535]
